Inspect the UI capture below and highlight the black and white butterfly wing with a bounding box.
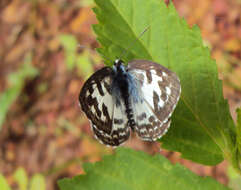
[79,67,130,146]
[127,60,181,141]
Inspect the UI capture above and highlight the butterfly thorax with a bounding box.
[112,59,136,129]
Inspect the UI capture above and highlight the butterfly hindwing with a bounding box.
[128,60,181,140]
[131,99,171,141]
[79,67,130,146]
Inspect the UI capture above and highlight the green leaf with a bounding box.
[236,108,241,173]
[93,0,237,166]
[76,50,94,79]
[0,56,38,131]
[59,34,95,77]
[14,168,28,190]
[228,165,241,190]
[29,174,46,190]
[58,148,230,190]
[0,174,11,190]
[59,34,78,70]
[80,0,95,7]
[236,108,241,156]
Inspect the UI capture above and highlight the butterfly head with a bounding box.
[113,59,126,74]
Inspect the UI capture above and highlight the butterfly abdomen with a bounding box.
[112,69,136,130]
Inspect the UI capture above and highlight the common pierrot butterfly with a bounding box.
[79,58,181,146]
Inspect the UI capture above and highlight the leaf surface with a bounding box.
[0,174,11,190]
[0,58,38,131]
[29,174,46,190]
[58,148,230,190]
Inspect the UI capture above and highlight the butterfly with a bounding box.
[79,59,181,146]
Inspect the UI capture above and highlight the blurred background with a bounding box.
[0,0,240,189]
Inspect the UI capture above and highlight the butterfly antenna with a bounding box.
[119,25,150,61]
[138,25,150,39]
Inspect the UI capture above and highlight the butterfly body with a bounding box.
[111,59,142,130]
[79,59,181,146]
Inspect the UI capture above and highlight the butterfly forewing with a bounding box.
[128,60,181,141]
[79,67,130,146]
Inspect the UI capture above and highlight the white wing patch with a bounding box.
[90,78,112,121]
[131,69,166,108]
[112,100,128,133]
[133,69,165,108]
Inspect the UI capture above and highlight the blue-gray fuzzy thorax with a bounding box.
[111,59,141,107]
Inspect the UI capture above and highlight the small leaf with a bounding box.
[227,165,241,190]
[76,50,94,79]
[0,56,38,131]
[29,174,46,190]
[14,168,28,190]
[236,108,241,159]
[0,174,11,190]
[59,34,95,75]
[235,108,241,174]
[93,0,237,166]
[58,148,230,190]
[59,34,78,53]
[59,34,78,70]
